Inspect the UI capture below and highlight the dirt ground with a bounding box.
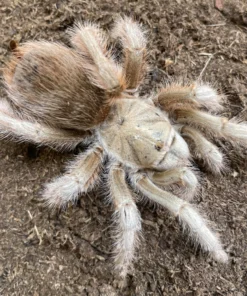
[1,0,247,295]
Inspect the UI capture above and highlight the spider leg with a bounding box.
[149,167,199,200]
[155,82,246,163]
[156,82,223,113]
[175,109,247,146]
[131,173,228,263]
[176,125,224,174]
[0,100,89,150]
[111,16,147,91]
[109,163,141,278]
[43,145,103,209]
[69,23,125,96]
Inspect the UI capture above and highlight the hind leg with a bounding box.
[0,99,90,150]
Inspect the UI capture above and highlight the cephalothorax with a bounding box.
[1,17,247,277]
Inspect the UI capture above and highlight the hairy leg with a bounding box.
[155,82,246,163]
[132,173,228,263]
[149,166,198,200]
[111,16,147,92]
[175,109,247,145]
[176,125,224,174]
[0,100,89,150]
[69,23,125,96]
[43,145,103,208]
[156,82,223,113]
[109,163,141,278]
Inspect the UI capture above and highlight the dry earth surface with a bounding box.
[0,0,247,295]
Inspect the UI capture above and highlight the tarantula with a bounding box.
[1,16,247,278]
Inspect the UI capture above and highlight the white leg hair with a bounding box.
[194,82,223,112]
[69,23,124,95]
[109,163,141,278]
[0,99,15,115]
[132,173,228,263]
[149,167,199,200]
[0,100,88,150]
[176,125,224,174]
[111,16,147,91]
[43,146,103,209]
[175,109,247,145]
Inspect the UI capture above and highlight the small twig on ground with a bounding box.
[198,54,214,80]
[34,225,42,245]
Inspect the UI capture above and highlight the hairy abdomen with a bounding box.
[4,41,109,131]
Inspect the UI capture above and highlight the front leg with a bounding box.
[149,167,199,200]
[175,109,247,145]
[111,16,147,91]
[175,125,225,174]
[156,82,223,113]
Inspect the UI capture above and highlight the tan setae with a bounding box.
[1,16,247,278]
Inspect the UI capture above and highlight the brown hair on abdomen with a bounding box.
[3,41,111,131]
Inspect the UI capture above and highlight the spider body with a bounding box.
[1,17,247,278]
[98,99,184,169]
